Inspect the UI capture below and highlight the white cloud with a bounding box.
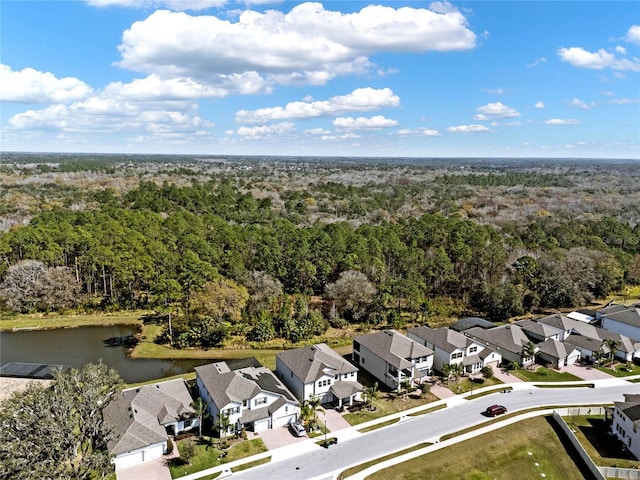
[236,122,296,138]
[526,57,547,67]
[446,124,490,133]
[320,133,360,141]
[610,97,640,105]
[473,114,489,121]
[333,115,398,130]
[116,3,476,89]
[569,98,596,109]
[397,127,441,136]
[305,128,331,135]
[86,0,228,10]
[544,118,581,125]
[0,64,93,103]
[235,87,400,123]
[534,101,545,108]
[476,102,520,118]
[626,25,640,45]
[615,46,627,54]
[480,87,504,95]
[558,47,640,71]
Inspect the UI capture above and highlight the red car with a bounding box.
[485,404,507,416]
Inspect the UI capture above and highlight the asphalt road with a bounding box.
[230,380,640,480]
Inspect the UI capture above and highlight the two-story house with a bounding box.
[353,330,433,392]
[275,343,362,408]
[407,325,501,375]
[195,358,299,434]
[599,303,640,342]
[612,393,640,460]
[464,324,536,368]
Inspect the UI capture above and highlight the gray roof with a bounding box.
[614,401,640,425]
[536,338,576,360]
[564,334,605,352]
[196,361,298,409]
[407,326,469,353]
[330,380,364,400]
[450,317,496,332]
[354,330,433,370]
[515,319,563,339]
[104,379,194,456]
[598,303,632,316]
[464,324,530,355]
[604,306,640,329]
[276,343,358,384]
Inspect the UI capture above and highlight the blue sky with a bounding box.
[1,1,639,158]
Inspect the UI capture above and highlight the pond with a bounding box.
[0,325,208,384]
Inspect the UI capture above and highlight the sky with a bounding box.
[1,1,639,159]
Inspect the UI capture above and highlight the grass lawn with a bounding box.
[0,311,144,331]
[446,376,503,394]
[567,415,639,469]
[513,367,581,383]
[168,436,267,479]
[595,362,640,377]
[343,390,440,426]
[365,416,591,480]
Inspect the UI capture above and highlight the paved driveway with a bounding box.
[258,426,309,450]
[560,362,615,380]
[116,457,172,480]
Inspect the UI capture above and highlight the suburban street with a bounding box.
[228,379,640,480]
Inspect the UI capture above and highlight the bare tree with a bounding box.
[324,270,377,322]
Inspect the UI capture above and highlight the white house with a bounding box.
[407,325,501,375]
[535,338,581,368]
[599,304,640,342]
[353,330,433,392]
[612,393,640,460]
[464,324,537,368]
[103,379,197,470]
[275,343,362,408]
[195,359,299,434]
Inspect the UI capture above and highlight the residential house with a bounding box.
[515,319,564,343]
[407,326,501,375]
[195,358,299,434]
[599,303,640,342]
[103,379,197,470]
[612,393,640,460]
[275,343,362,408]
[464,324,536,368]
[353,330,434,392]
[449,317,497,332]
[535,338,581,368]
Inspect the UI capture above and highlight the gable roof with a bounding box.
[515,319,564,339]
[614,400,640,425]
[450,317,496,332]
[464,324,530,355]
[276,343,358,384]
[407,326,470,353]
[603,306,640,329]
[104,379,194,456]
[536,338,577,360]
[354,330,433,370]
[196,360,298,409]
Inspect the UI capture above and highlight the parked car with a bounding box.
[485,404,507,416]
[288,421,307,437]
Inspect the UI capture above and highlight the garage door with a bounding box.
[272,413,296,428]
[253,417,271,432]
[114,450,144,470]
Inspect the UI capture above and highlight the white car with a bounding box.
[288,421,307,437]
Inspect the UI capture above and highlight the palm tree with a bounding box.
[308,396,322,425]
[521,341,537,370]
[363,382,379,411]
[190,397,209,438]
[299,401,314,430]
[603,339,622,369]
[215,411,232,447]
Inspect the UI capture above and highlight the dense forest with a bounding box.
[1,154,639,348]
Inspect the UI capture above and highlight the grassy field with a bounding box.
[168,437,267,479]
[513,367,582,383]
[364,416,591,480]
[446,375,503,394]
[0,311,144,331]
[343,390,440,426]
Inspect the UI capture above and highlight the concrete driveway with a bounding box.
[116,457,172,480]
[257,425,309,450]
[560,362,615,380]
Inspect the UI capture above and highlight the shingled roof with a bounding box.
[464,324,530,355]
[354,330,433,370]
[276,343,358,384]
[407,326,469,352]
[103,379,194,456]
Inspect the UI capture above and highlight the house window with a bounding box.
[184,419,192,427]
[255,397,267,406]
[350,372,355,378]
[469,346,478,353]
[354,342,360,352]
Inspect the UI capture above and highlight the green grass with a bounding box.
[357,418,400,433]
[343,391,439,426]
[513,367,581,383]
[168,437,267,479]
[594,362,640,377]
[466,385,512,400]
[567,415,640,469]
[230,456,271,473]
[446,376,503,394]
[407,403,447,417]
[364,416,591,480]
[337,443,431,480]
[0,311,144,331]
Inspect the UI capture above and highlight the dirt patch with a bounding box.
[0,377,51,404]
